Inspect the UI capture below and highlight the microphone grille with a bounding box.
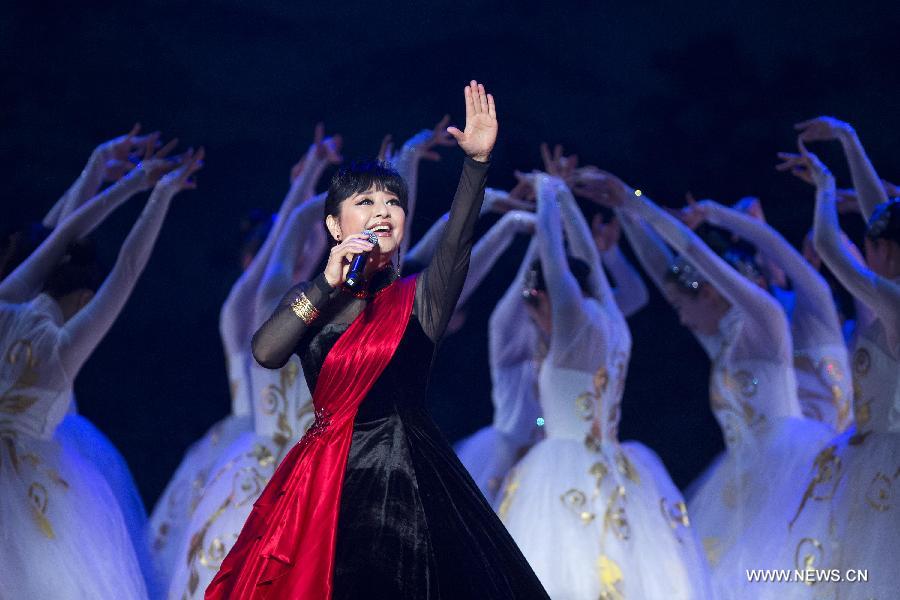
[362,229,379,246]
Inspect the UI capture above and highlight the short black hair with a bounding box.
[43,238,105,299]
[323,160,408,244]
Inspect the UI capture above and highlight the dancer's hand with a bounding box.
[540,142,578,184]
[96,123,159,182]
[775,151,813,185]
[446,80,497,162]
[671,196,712,230]
[135,135,181,188]
[797,141,836,190]
[794,116,855,144]
[571,169,632,208]
[155,147,204,192]
[323,233,377,287]
[291,123,342,182]
[419,114,456,161]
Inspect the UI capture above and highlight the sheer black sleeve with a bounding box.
[415,157,489,342]
[251,273,337,369]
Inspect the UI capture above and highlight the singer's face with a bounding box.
[334,187,405,257]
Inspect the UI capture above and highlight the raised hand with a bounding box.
[98,123,160,182]
[670,195,710,230]
[290,123,343,182]
[571,168,631,208]
[775,151,814,185]
[797,141,836,189]
[446,80,497,162]
[794,116,855,144]
[134,135,180,187]
[419,114,456,162]
[156,147,204,192]
[540,143,578,183]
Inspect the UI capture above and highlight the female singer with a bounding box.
[206,81,548,599]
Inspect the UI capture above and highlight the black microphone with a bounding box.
[344,229,379,291]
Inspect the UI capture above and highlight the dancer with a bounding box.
[207,81,548,599]
[496,173,710,599]
[680,198,852,433]
[775,117,899,599]
[0,148,202,599]
[576,167,833,595]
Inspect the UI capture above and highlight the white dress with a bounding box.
[703,201,853,434]
[768,175,900,599]
[0,165,181,599]
[454,199,648,504]
[498,177,712,599]
[619,190,834,598]
[0,296,148,600]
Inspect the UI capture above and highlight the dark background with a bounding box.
[2,0,898,508]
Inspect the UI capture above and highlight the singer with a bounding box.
[206,82,549,599]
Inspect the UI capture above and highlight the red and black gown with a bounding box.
[206,157,549,599]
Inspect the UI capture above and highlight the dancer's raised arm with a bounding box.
[795,117,888,220]
[802,148,900,335]
[59,150,202,377]
[0,140,175,304]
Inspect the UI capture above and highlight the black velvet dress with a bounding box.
[251,158,549,599]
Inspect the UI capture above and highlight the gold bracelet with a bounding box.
[290,293,320,324]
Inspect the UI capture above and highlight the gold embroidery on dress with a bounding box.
[864,470,896,512]
[794,538,825,586]
[1,340,69,539]
[790,444,842,528]
[660,497,691,535]
[561,489,596,524]
[597,554,624,600]
[614,451,640,484]
[602,485,629,541]
[498,471,520,520]
[794,355,851,430]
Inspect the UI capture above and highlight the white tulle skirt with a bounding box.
[166,430,293,599]
[454,425,528,505]
[731,424,899,600]
[55,413,158,596]
[0,431,148,600]
[148,412,252,592]
[689,416,833,599]
[497,437,714,600]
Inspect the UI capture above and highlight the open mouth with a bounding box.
[370,224,393,237]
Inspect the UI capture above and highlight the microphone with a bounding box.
[344,229,379,291]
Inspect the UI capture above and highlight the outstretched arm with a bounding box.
[1,167,149,303]
[456,209,534,308]
[803,149,900,335]
[416,80,497,342]
[534,175,589,345]
[701,200,843,347]
[58,151,202,377]
[796,117,888,220]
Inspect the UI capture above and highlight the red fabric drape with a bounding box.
[206,275,418,599]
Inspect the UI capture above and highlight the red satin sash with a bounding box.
[206,275,418,599]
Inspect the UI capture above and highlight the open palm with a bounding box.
[447,80,497,162]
